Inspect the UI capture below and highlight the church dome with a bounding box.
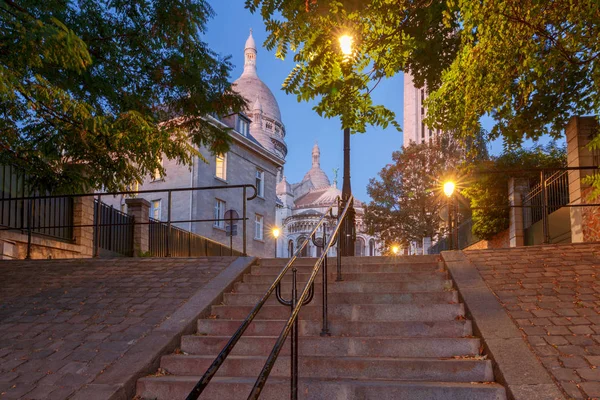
[234,76,282,122]
[232,30,286,158]
[301,143,330,189]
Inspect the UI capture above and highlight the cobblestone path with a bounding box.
[0,257,234,399]
[466,244,600,399]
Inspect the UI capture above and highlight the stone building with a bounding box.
[403,72,443,147]
[104,31,286,258]
[275,143,380,258]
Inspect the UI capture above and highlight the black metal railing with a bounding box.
[186,196,352,400]
[94,200,135,256]
[0,184,257,259]
[523,170,569,229]
[0,164,74,242]
[428,218,479,254]
[149,217,242,257]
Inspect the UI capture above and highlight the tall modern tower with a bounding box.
[403,72,440,147]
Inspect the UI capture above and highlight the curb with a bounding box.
[69,256,257,400]
[441,251,565,400]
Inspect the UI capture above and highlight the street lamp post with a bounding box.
[339,34,356,257]
[443,181,456,250]
[272,227,280,258]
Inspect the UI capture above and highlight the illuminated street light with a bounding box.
[272,227,280,258]
[339,35,353,56]
[391,245,400,255]
[443,181,456,198]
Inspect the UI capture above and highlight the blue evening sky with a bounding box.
[204,2,559,201]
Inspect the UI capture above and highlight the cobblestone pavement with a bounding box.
[0,257,234,399]
[466,244,600,399]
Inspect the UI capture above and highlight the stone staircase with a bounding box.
[137,256,507,399]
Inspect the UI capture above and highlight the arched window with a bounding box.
[369,239,376,256]
[355,237,365,257]
[297,237,309,257]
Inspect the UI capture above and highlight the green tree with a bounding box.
[462,143,567,240]
[247,0,599,143]
[1,0,245,192]
[365,135,468,249]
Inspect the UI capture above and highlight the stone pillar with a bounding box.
[125,198,151,256]
[72,196,95,257]
[566,116,599,242]
[509,177,529,247]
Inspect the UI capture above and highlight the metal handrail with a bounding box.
[247,195,354,399]
[185,197,341,400]
[0,184,258,258]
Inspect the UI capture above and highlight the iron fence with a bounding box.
[94,200,134,256]
[0,164,73,242]
[149,218,242,257]
[523,170,569,229]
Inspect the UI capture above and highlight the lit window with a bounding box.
[215,153,227,180]
[255,214,263,240]
[214,199,226,229]
[238,117,249,136]
[256,169,264,197]
[150,200,161,221]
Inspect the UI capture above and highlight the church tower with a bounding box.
[233,30,288,159]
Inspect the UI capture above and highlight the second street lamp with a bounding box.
[272,227,280,258]
[339,33,356,257]
[443,181,456,250]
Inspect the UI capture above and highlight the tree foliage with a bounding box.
[365,136,469,249]
[1,0,245,192]
[462,143,567,240]
[247,0,600,143]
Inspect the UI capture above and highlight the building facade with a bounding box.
[275,143,380,258]
[403,72,442,147]
[104,31,286,258]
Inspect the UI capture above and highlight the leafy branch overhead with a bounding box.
[1,0,246,192]
[248,0,600,142]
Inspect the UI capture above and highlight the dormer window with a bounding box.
[237,116,250,137]
[265,122,273,130]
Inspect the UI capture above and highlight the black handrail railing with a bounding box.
[0,184,257,258]
[247,195,353,399]
[185,196,345,399]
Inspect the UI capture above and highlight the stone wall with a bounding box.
[0,196,95,260]
[464,229,510,251]
[581,187,600,242]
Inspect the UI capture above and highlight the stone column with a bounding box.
[566,116,599,242]
[508,177,529,247]
[125,198,151,256]
[72,196,95,257]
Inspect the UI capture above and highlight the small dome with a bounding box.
[302,167,331,189]
[245,29,256,51]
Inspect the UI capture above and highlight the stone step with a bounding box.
[210,303,464,321]
[233,279,453,293]
[160,355,494,382]
[257,255,441,267]
[243,271,447,284]
[180,335,481,358]
[222,291,458,306]
[137,376,507,400]
[251,263,442,274]
[197,319,473,338]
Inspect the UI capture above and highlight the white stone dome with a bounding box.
[234,75,282,122]
[276,175,293,196]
